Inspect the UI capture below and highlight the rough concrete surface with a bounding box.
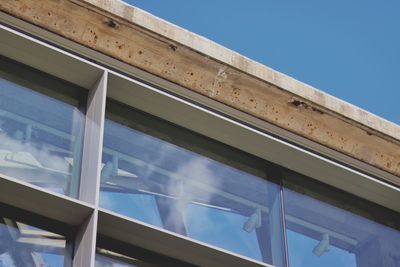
[0,0,399,181]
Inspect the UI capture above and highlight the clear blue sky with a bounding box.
[124,0,400,125]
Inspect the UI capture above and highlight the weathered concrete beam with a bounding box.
[1,0,400,182]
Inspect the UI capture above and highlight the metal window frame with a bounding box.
[0,11,399,267]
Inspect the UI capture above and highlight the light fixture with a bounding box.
[13,130,24,143]
[100,156,138,186]
[100,161,114,182]
[313,233,330,257]
[243,208,262,233]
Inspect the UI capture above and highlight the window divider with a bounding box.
[78,70,108,205]
[73,70,108,267]
[73,210,98,267]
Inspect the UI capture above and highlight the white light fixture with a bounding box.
[101,161,114,182]
[243,208,262,233]
[313,233,330,257]
[13,130,24,143]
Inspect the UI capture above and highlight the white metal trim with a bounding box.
[0,174,94,225]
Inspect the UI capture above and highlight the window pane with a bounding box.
[283,188,400,267]
[96,249,158,267]
[0,57,85,197]
[185,203,263,260]
[99,103,285,266]
[0,216,69,266]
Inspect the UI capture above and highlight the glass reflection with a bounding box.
[96,249,157,267]
[0,217,69,267]
[0,58,85,197]
[283,188,400,267]
[99,104,284,266]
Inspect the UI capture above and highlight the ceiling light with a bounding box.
[313,233,330,257]
[243,208,262,233]
[13,130,24,143]
[101,161,114,182]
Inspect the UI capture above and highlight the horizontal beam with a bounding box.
[0,174,94,225]
[0,19,103,89]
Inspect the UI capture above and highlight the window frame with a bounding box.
[0,55,89,198]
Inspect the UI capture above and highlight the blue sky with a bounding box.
[124,0,400,125]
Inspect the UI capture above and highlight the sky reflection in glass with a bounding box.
[0,75,84,197]
[100,113,284,265]
[0,217,68,267]
[96,251,155,267]
[284,188,400,267]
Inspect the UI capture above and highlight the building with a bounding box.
[0,0,399,266]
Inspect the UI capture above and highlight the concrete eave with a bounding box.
[1,0,400,182]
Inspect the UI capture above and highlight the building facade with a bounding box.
[0,1,399,266]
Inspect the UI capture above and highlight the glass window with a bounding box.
[0,215,70,266]
[99,101,285,266]
[96,248,158,267]
[0,56,86,197]
[283,173,400,267]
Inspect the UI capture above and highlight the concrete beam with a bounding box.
[1,0,399,182]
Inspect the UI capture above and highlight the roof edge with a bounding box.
[81,0,400,142]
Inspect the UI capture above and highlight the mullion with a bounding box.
[72,70,108,267]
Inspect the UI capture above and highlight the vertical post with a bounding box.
[73,70,108,267]
[269,189,285,267]
[279,186,290,267]
[73,212,98,267]
[79,70,108,205]
[155,197,187,235]
[267,165,288,267]
[69,111,85,199]
[255,217,272,262]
